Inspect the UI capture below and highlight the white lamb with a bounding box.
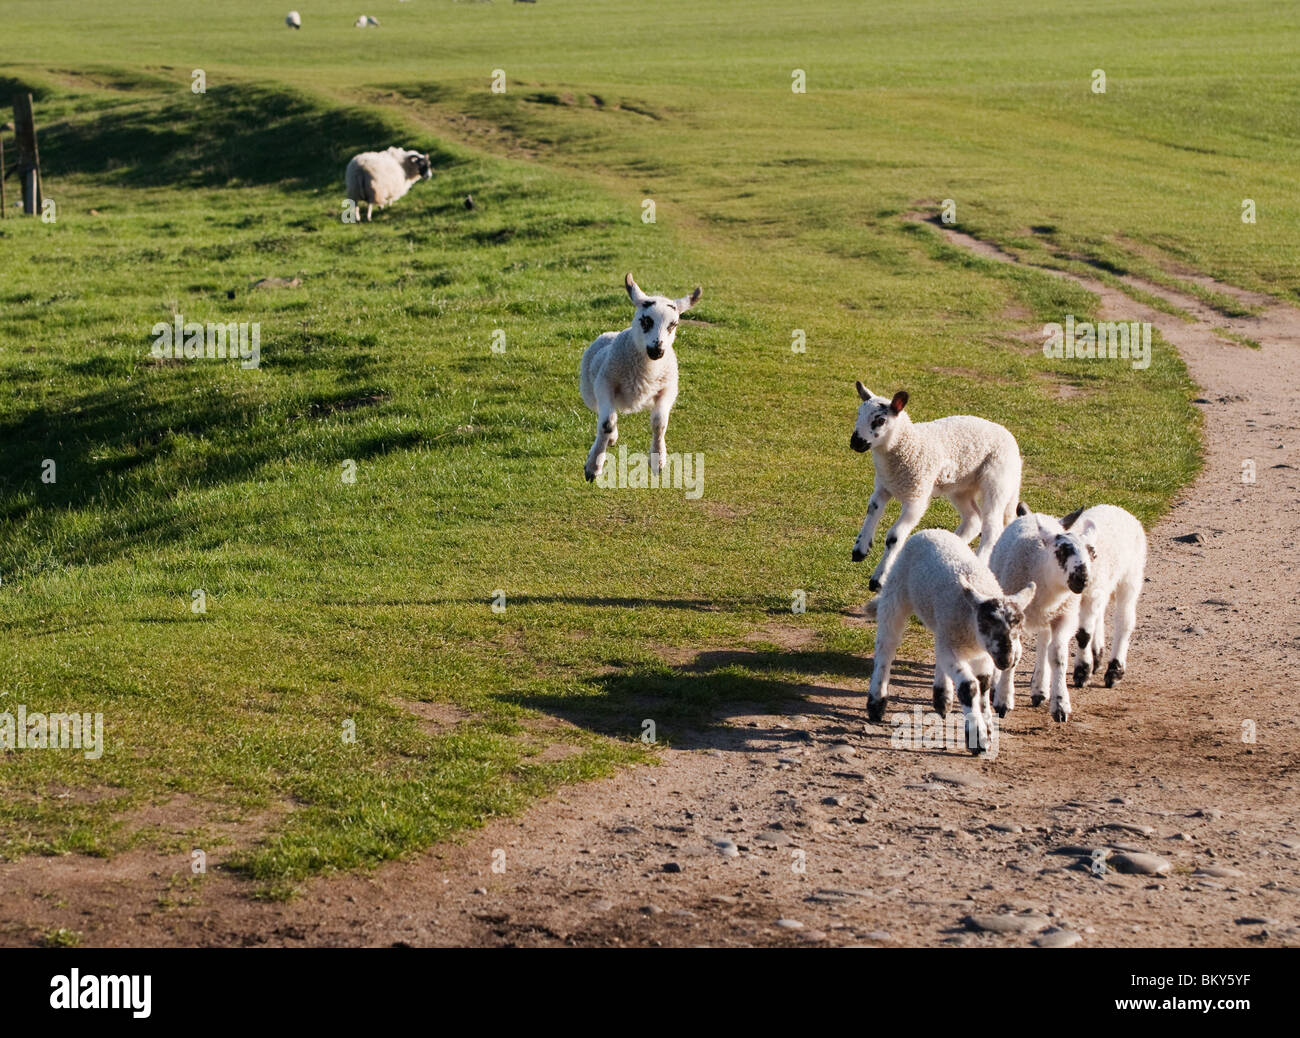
[864,529,1036,755]
[344,147,431,222]
[285,11,301,29]
[849,383,1022,591]
[988,510,1098,722]
[1058,504,1148,690]
[579,273,702,482]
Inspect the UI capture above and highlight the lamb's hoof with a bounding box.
[867,695,888,723]
[1104,660,1124,688]
[1051,705,1069,723]
[851,548,867,563]
[1073,662,1090,688]
[868,577,881,592]
[1030,693,1045,708]
[932,689,948,717]
[996,704,1008,719]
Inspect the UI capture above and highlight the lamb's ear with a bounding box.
[957,570,981,603]
[1036,519,1057,549]
[890,391,909,415]
[1060,506,1084,530]
[1009,581,1038,612]
[1015,502,1030,518]
[625,273,647,306]
[1078,518,1099,545]
[855,380,872,402]
[675,286,702,312]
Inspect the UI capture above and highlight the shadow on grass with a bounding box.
[39,82,459,190]
[507,645,938,755]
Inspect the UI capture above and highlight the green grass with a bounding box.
[4,0,1282,888]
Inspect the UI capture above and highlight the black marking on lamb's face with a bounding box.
[1055,537,1088,593]
[977,599,1021,670]
[639,315,654,333]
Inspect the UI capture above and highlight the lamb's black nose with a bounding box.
[1068,572,1086,594]
[849,433,869,453]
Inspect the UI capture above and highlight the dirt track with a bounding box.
[3,228,1298,947]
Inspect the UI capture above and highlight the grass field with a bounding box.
[2,0,1292,892]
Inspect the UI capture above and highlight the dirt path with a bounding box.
[3,227,1298,948]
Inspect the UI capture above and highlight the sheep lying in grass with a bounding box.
[988,510,1098,722]
[1059,504,1148,689]
[579,273,702,482]
[864,529,1035,755]
[344,147,431,222]
[849,384,1022,591]
[285,11,301,29]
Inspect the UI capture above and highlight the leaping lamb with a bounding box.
[848,383,1022,591]
[579,273,702,482]
[344,147,432,222]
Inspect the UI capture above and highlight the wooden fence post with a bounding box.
[13,93,41,216]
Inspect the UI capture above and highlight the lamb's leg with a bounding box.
[649,389,674,476]
[976,665,996,738]
[364,202,373,222]
[1045,614,1074,722]
[949,658,990,755]
[1029,630,1048,707]
[974,489,1012,562]
[932,649,955,718]
[585,404,618,482]
[869,498,927,592]
[866,593,907,723]
[1105,577,1140,687]
[949,488,982,544]
[1072,596,1104,688]
[852,482,892,563]
[992,659,1016,717]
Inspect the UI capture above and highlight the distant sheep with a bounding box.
[344,147,431,222]
[355,15,380,27]
[579,273,702,482]
[864,529,1036,755]
[286,11,301,29]
[988,510,1098,722]
[1060,504,1148,689]
[848,384,1022,591]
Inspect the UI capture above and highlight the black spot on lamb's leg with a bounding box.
[885,535,897,547]
[932,686,948,717]
[1076,629,1090,648]
[1073,661,1090,688]
[977,673,991,694]
[1030,693,1045,707]
[868,577,881,592]
[1105,660,1124,688]
[957,680,976,708]
[851,547,867,562]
